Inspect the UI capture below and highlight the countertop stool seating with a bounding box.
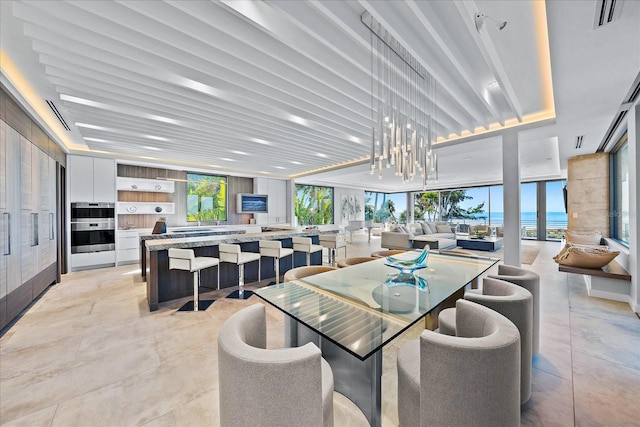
[218,304,334,427]
[439,277,533,404]
[259,240,294,285]
[219,243,261,300]
[336,257,377,268]
[370,250,405,259]
[488,265,541,355]
[168,248,219,312]
[293,236,324,267]
[397,299,521,427]
[318,234,347,267]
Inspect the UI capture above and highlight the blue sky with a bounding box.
[372,180,567,215]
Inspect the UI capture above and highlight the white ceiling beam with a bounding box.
[453,0,524,122]
[304,0,465,137]
[358,0,488,131]
[406,0,503,127]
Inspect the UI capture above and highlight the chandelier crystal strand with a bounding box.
[363,11,438,187]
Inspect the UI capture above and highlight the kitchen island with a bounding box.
[144,229,332,310]
[138,226,256,279]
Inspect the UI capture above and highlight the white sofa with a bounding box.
[381,221,456,250]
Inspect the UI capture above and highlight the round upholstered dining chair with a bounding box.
[397,299,521,427]
[439,277,533,404]
[218,304,334,427]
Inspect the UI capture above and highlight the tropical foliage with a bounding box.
[186,173,227,221]
[295,184,333,225]
[364,192,406,223]
[414,190,485,221]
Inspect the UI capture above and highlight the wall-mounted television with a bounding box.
[236,193,268,214]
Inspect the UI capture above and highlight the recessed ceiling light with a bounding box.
[316,153,328,158]
[84,137,109,143]
[289,114,307,126]
[220,158,235,162]
[75,122,108,131]
[348,135,362,143]
[251,138,272,145]
[143,135,170,142]
[142,146,163,151]
[291,161,302,165]
[230,150,248,155]
[274,166,286,169]
[487,81,500,89]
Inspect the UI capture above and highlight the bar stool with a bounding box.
[292,236,323,267]
[168,248,219,312]
[219,243,261,300]
[319,233,347,267]
[259,240,294,285]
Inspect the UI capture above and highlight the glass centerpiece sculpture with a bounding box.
[384,248,430,292]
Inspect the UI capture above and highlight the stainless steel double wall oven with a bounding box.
[70,202,115,253]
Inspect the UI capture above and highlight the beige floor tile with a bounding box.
[572,351,640,426]
[520,368,575,426]
[0,404,58,427]
[2,239,638,426]
[570,312,640,371]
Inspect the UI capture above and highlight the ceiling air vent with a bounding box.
[593,0,623,28]
[597,71,640,152]
[46,100,71,131]
[575,135,584,149]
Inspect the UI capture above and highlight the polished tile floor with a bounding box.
[1,236,639,426]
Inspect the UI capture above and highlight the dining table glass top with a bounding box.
[254,250,499,360]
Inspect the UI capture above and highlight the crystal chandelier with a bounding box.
[362,12,438,189]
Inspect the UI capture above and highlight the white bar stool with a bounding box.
[219,243,261,300]
[168,248,219,311]
[259,240,294,285]
[318,234,347,267]
[292,236,324,266]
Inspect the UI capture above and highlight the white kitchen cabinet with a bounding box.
[253,178,287,224]
[116,228,149,265]
[116,177,175,193]
[93,158,116,202]
[68,155,116,203]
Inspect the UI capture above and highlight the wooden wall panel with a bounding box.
[3,91,31,140]
[116,164,254,228]
[30,121,48,153]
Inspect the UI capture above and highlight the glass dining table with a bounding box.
[254,250,499,427]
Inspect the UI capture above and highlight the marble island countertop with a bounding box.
[145,229,336,251]
[138,226,250,240]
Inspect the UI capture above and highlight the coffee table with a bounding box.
[457,235,503,251]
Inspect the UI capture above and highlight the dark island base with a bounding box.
[146,238,322,311]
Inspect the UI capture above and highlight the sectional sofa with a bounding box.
[381,221,457,250]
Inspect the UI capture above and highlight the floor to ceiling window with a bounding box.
[365,192,407,224]
[612,134,629,245]
[521,183,537,239]
[545,180,568,240]
[294,184,334,225]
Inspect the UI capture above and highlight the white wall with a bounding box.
[333,187,365,226]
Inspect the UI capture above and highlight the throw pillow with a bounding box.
[553,244,619,268]
[394,225,408,233]
[564,229,603,246]
[435,224,451,233]
[420,222,433,234]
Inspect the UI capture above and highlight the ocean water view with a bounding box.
[461,212,569,228]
